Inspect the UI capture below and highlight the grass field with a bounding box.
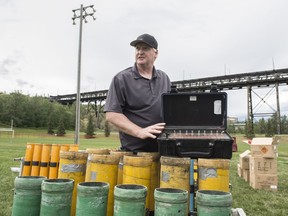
[0,129,287,216]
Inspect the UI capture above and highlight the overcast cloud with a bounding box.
[1,0,288,120]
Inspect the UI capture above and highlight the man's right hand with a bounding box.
[136,123,166,139]
[106,112,165,140]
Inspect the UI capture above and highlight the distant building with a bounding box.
[227,116,238,124]
[228,116,246,130]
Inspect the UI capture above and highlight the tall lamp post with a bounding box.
[72,4,96,144]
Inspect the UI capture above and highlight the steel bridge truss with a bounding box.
[50,68,288,134]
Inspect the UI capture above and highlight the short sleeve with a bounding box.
[104,75,125,113]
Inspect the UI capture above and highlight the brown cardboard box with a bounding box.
[250,173,278,191]
[237,163,243,177]
[239,150,250,170]
[249,156,277,175]
[250,137,278,158]
[243,169,250,182]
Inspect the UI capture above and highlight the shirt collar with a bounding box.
[132,63,158,80]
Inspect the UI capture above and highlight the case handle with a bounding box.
[169,85,178,93]
[176,142,213,158]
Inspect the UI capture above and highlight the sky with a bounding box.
[1,0,288,121]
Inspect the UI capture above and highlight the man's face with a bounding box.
[135,43,158,66]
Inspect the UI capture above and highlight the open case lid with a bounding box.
[161,92,228,130]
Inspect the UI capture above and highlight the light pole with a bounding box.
[72,4,96,144]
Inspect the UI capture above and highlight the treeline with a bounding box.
[228,113,288,137]
[0,92,108,135]
[1,92,288,137]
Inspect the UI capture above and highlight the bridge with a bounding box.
[50,68,288,134]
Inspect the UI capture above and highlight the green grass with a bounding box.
[229,134,288,216]
[0,129,120,216]
[0,131,288,215]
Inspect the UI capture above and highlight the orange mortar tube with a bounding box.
[21,143,35,176]
[60,144,70,152]
[39,144,52,178]
[30,144,43,176]
[48,144,61,179]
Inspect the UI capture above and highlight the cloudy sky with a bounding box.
[1,0,288,120]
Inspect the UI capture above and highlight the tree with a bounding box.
[85,114,96,138]
[56,116,66,136]
[245,120,255,139]
[0,92,76,130]
[281,115,288,134]
[227,124,236,134]
[265,118,274,137]
[104,120,111,137]
[47,115,54,134]
[258,118,266,134]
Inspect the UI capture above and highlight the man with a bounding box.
[104,33,171,152]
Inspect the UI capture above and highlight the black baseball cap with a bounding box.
[130,34,158,50]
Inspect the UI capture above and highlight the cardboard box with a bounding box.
[250,173,278,191]
[249,156,277,175]
[250,137,278,158]
[237,163,243,177]
[239,150,250,170]
[243,169,250,182]
[251,137,275,145]
[250,144,278,158]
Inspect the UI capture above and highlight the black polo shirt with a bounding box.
[104,64,171,152]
